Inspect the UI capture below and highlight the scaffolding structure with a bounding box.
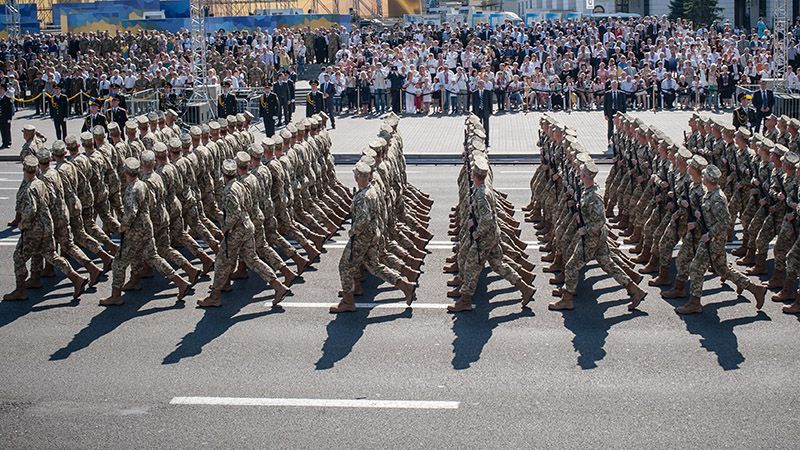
[773,0,788,89]
[4,0,20,40]
[189,0,215,119]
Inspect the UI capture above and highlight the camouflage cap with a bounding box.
[217,118,228,128]
[208,121,220,131]
[153,142,168,156]
[236,113,245,123]
[581,161,599,178]
[51,140,67,157]
[92,125,106,136]
[286,123,297,134]
[369,138,387,150]
[773,143,788,156]
[783,151,800,165]
[247,144,261,158]
[576,152,592,164]
[689,154,708,170]
[64,135,79,146]
[189,126,202,137]
[261,137,275,148]
[471,157,489,177]
[147,111,158,121]
[702,164,722,182]
[360,155,376,168]
[353,161,372,176]
[235,151,250,168]
[790,119,800,129]
[168,138,182,151]
[140,150,156,164]
[222,159,237,176]
[200,124,211,134]
[295,121,306,131]
[36,147,51,163]
[226,114,237,124]
[22,155,38,171]
[107,122,121,135]
[279,128,292,139]
[180,133,191,145]
[125,120,137,130]
[22,124,36,132]
[123,157,140,175]
[136,115,149,125]
[243,111,254,120]
[736,127,752,138]
[80,132,93,142]
[272,135,284,146]
[362,147,377,158]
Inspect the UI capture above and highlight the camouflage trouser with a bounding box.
[460,242,521,297]
[647,211,673,257]
[253,219,287,270]
[774,217,798,273]
[728,188,745,231]
[658,219,684,271]
[169,211,206,258]
[746,206,770,251]
[339,235,401,293]
[211,229,276,291]
[69,206,105,255]
[109,189,123,220]
[111,236,176,290]
[263,216,298,257]
[202,188,224,226]
[784,225,800,279]
[95,197,120,234]
[82,207,116,250]
[32,219,92,274]
[563,232,631,294]
[689,237,751,297]
[675,228,701,282]
[740,195,760,242]
[754,210,781,255]
[632,188,654,228]
[276,205,314,246]
[183,200,217,246]
[14,228,73,285]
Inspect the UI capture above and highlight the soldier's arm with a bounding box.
[474,190,495,237]
[118,187,138,233]
[349,195,370,237]
[583,194,605,233]
[224,190,242,231]
[18,189,36,231]
[707,195,730,238]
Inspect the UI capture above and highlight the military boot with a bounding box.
[84,262,102,288]
[41,262,55,278]
[199,252,215,275]
[446,287,462,298]
[279,265,298,286]
[638,254,659,273]
[766,271,785,290]
[447,294,473,312]
[442,262,458,274]
[171,275,191,301]
[621,264,643,284]
[24,272,43,289]
[183,263,201,285]
[745,253,768,276]
[783,295,800,314]
[396,278,417,305]
[544,253,562,272]
[519,268,535,285]
[648,267,672,287]
[269,279,290,306]
[746,282,767,309]
[99,288,123,306]
[549,272,565,285]
[626,282,647,310]
[106,241,119,256]
[99,250,114,275]
[736,247,756,266]
[662,279,687,299]
[67,270,88,300]
[675,296,702,314]
[330,292,357,313]
[541,250,556,263]
[3,282,28,301]
[548,290,575,311]
[401,265,421,282]
[197,289,222,308]
[773,277,797,302]
[447,276,462,287]
[632,244,650,263]
[623,226,641,245]
[517,281,536,308]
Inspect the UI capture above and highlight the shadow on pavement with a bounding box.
[315,275,413,370]
[162,287,284,365]
[450,272,534,370]
[0,279,80,330]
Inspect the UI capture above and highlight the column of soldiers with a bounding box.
[443,114,536,312]
[599,112,771,314]
[331,113,433,313]
[5,110,356,308]
[524,115,647,311]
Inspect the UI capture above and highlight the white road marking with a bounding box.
[492,187,531,191]
[272,301,451,310]
[499,170,535,174]
[0,188,20,191]
[170,396,459,410]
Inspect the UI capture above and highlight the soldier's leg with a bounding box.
[185,204,218,247]
[202,190,224,226]
[96,199,121,234]
[458,245,483,298]
[674,232,698,283]
[338,243,358,293]
[773,221,796,275]
[13,238,33,286]
[141,238,179,280]
[239,236,278,283]
[156,224,193,269]
[83,207,116,249]
[486,245,523,287]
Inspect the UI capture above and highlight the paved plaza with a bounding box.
[0,160,798,448]
[0,109,725,161]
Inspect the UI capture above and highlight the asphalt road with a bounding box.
[0,162,798,448]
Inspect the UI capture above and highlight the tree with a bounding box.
[682,0,723,27]
[668,0,684,20]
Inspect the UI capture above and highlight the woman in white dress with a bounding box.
[404,71,416,114]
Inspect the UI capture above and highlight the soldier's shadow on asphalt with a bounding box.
[162,280,287,365]
[658,274,772,371]
[450,271,535,370]
[0,278,82,331]
[556,267,648,370]
[49,282,186,361]
[315,275,413,370]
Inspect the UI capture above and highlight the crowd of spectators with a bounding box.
[0,15,796,121]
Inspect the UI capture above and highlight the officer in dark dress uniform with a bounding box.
[50,83,69,140]
[217,80,237,118]
[259,81,280,137]
[106,94,128,139]
[81,98,107,133]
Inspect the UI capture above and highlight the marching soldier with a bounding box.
[101,158,191,306]
[3,156,88,302]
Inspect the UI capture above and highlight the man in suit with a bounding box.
[306,80,325,119]
[81,98,107,134]
[471,80,492,146]
[50,83,69,140]
[752,79,775,133]
[106,94,128,139]
[0,83,12,148]
[273,71,294,126]
[260,82,280,137]
[603,80,626,141]
[217,80,237,118]
[320,74,336,129]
